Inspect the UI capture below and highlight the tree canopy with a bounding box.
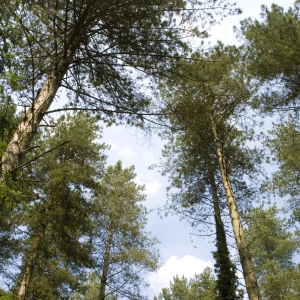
[5,1,300,300]
[240,1,300,111]
[244,206,300,299]
[0,0,239,179]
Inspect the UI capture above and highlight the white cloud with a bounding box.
[107,140,120,152]
[147,255,213,297]
[145,179,161,196]
[142,149,158,166]
[117,146,136,162]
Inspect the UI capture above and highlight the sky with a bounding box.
[100,0,296,299]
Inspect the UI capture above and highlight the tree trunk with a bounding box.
[210,113,261,300]
[99,221,114,300]
[2,71,65,179]
[1,2,94,180]
[18,222,47,300]
[208,162,240,300]
[208,164,223,227]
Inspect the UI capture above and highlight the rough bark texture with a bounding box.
[210,114,261,300]
[99,221,114,300]
[1,2,93,180]
[3,71,65,179]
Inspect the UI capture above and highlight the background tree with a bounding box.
[90,161,159,300]
[239,1,300,112]
[264,114,300,221]
[244,206,300,299]
[154,267,217,300]
[71,273,118,300]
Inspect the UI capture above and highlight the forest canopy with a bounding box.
[1,1,300,300]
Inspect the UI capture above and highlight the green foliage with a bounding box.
[70,273,118,300]
[213,220,243,300]
[13,112,108,299]
[0,85,18,157]
[0,182,23,209]
[0,0,237,126]
[90,161,160,299]
[240,2,300,110]
[158,43,260,229]
[4,70,22,91]
[264,114,300,220]
[0,294,12,300]
[23,256,84,300]
[155,267,217,300]
[244,206,300,299]
[0,100,159,298]
[0,89,23,274]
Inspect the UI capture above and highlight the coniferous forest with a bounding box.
[1,1,300,299]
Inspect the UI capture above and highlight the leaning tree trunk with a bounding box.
[1,2,93,181]
[99,221,114,300]
[18,222,47,300]
[210,113,261,300]
[2,70,66,179]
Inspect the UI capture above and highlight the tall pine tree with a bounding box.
[158,44,262,300]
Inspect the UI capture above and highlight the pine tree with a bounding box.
[14,112,107,300]
[90,161,159,300]
[159,125,247,299]
[0,0,238,179]
[158,44,262,300]
[239,1,300,112]
[155,267,217,300]
[244,206,300,299]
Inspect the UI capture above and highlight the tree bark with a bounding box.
[210,113,261,300]
[99,221,114,300]
[18,222,47,300]
[2,70,65,179]
[1,1,94,180]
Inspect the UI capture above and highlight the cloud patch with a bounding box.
[117,146,136,163]
[145,179,161,196]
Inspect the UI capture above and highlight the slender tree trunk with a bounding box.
[18,222,47,300]
[210,113,261,300]
[99,221,114,300]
